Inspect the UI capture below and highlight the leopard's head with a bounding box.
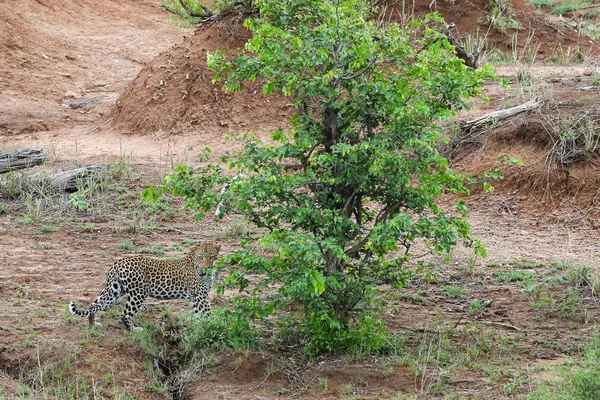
[191,242,221,273]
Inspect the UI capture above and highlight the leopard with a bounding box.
[69,242,221,331]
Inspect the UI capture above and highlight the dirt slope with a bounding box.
[112,16,292,137]
[0,0,186,135]
[404,0,592,59]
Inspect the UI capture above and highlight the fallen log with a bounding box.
[460,99,541,134]
[0,149,46,174]
[43,165,104,192]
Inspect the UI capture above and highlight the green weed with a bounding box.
[38,225,58,234]
[82,223,96,233]
[442,285,467,301]
[493,270,535,287]
[140,245,165,255]
[119,241,136,251]
[468,300,486,315]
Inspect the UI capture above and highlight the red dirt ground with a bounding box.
[1,0,600,399]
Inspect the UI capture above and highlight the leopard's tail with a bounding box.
[69,279,127,318]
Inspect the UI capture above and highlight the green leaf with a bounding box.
[142,187,159,203]
[309,270,326,295]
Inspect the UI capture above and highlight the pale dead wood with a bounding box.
[461,100,541,133]
[40,165,104,191]
[0,149,47,174]
[83,116,115,135]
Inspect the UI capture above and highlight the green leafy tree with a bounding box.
[152,0,493,354]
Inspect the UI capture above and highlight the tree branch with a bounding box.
[159,3,181,15]
[375,200,403,224]
[340,55,379,81]
[344,200,404,256]
[178,0,213,18]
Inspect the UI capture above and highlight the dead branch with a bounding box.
[0,149,46,174]
[445,23,481,69]
[477,320,521,331]
[159,3,181,15]
[178,0,213,18]
[84,116,115,135]
[37,165,104,192]
[461,100,541,134]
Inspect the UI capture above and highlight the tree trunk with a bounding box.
[325,250,344,275]
[0,149,46,174]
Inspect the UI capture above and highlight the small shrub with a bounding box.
[62,306,77,325]
[15,215,33,225]
[527,331,600,399]
[558,288,581,320]
[302,313,393,359]
[527,290,556,314]
[180,308,260,353]
[527,0,555,7]
[569,369,600,399]
[16,384,32,396]
[555,116,600,167]
[0,171,25,199]
[457,255,476,275]
[485,0,523,35]
[68,192,89,211]
[148,379,169,395]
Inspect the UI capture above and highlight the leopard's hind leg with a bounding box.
[69,280,127,327]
